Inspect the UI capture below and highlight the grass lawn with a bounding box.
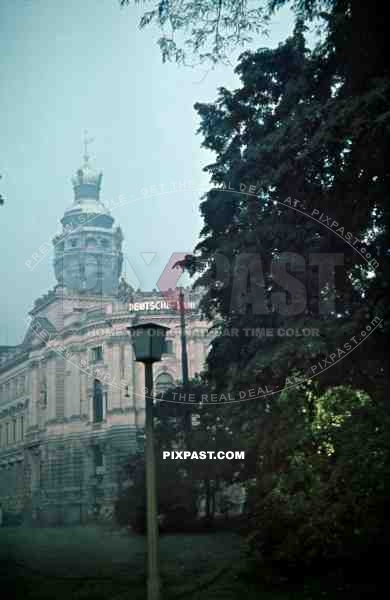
[0,526,258,599]
[0,526,372,599]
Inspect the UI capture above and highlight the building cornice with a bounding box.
[0,398,29,418]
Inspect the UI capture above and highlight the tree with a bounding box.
[155,381,248,524]
[121,0,389,68]
[185,12,389,402]
[120,0,270,64]
[180,2,390,581]
[246,383,390,576]
[119,0,390,583]
[115,447,198,532]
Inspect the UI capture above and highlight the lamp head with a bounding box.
[128,322,170,363]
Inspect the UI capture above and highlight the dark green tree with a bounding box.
[155,381,249,524]
[187,14,389,403]
[180,4,390,582]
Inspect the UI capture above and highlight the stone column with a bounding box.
[122,342,134,410]
[79,352,88,419]
[46,354,57,422]
[55,358,66,420]
[190,338,202,377]
[110,343,122,411]
[65,353,81,419]
[29,362,39,428]
[87,378,94,423]
[103,384,108,421]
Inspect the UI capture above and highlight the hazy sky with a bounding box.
[0,0,295,345]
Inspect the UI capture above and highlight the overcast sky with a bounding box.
[0,0,295,345]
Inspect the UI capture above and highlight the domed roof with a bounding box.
[72,157,102,201]
[74,159,101,185]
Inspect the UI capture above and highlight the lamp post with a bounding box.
[128,321,169,600]
[178,288,189,387]
[178,288,191,440]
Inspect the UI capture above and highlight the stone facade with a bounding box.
[0,155,211,525]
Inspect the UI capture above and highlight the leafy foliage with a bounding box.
[189,6,389,399]
[120,0,270,64]
[246,384,390,574]
[115,447,197,533]
[119,0,390,584]
[115,381,249,531]
[182,0,390,579]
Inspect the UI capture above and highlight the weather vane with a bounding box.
[83,130,94,162]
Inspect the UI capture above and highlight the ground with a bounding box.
[0,526,252,599]
[0,526,376,598]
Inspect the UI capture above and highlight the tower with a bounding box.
[53,148,123,295]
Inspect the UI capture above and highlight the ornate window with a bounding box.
[93,379,103,423]
[155,372,175,399]
[91,346,103,363]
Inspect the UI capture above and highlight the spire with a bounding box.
[83,129,94,164]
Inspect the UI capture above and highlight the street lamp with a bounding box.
[128,321,169,600]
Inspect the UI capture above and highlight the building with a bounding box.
[0,153,211,525]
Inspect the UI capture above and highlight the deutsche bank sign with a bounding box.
[128,300,196,312]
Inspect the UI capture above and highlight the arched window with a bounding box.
[93,379,103,423]
[155,372,175,399]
